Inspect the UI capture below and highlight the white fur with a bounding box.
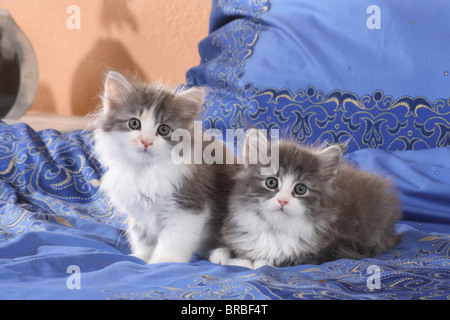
[209,248,258,269]
[99,153,208,264]
[209,247,231,265]
[93,109,210,264]
[219,174,319,269]
[148,207,210,264]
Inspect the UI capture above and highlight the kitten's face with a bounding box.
[92,71,203,167]
[233,140,343,224]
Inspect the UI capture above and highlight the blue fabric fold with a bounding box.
[1,121,449,299]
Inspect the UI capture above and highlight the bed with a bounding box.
[1,0,449,300]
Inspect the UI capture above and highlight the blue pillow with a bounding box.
[187,0,450,152]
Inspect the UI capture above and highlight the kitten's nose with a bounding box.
[141,139,153,149]
[277,199,289,207]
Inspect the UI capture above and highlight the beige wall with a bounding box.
[2,0,211,116]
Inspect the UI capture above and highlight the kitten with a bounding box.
[89,71,235,264]
[210,130,402,269]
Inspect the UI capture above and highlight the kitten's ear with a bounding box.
[102,71,132,112]
[175,87,205,121]
[316,144,344,178]
[243,129,269,166]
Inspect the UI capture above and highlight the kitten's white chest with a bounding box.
[251,227,309,262]
[231,208,318,264]
[101,161,191,219]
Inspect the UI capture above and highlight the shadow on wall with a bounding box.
[70,39,146,116]
[100,0,139,32]
[70,0,144,116]
[33,83,57,114]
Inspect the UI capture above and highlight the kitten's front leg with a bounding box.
[228,259,272,269]
[252,259,273,269]
[209,248,255,269]
[226,257,254,269]
[148,210,208,264]
[126,217,156,262]
[209,247,231,265]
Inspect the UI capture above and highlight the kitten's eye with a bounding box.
[265,177,278,189]
[294,183,307,196]
[157,124,171,136]
[128,118,141,130]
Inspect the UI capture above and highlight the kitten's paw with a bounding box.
[209,248,231,265]
[227,258,254,269]
[253,259,273,269]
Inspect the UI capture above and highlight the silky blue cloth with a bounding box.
[0,121,449,299]
[187,0,450,151]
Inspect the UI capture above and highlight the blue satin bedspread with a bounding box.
[0,121,449,299]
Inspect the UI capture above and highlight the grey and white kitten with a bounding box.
[210,131,402,269]
[90,71,235,264]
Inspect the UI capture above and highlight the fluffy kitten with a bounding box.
[90,71,234,264]
[210,131,402,269]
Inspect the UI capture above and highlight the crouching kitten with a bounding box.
[210,131,402,269]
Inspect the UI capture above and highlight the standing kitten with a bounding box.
[210,131,402,268]
[90,71,234,264]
